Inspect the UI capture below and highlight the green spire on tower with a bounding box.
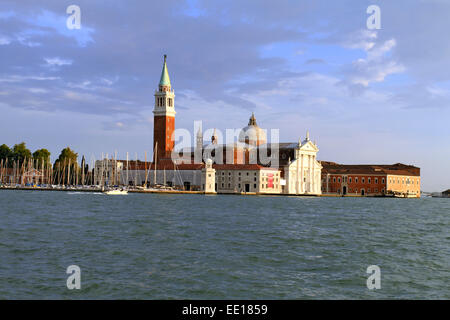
[159,54,171,87]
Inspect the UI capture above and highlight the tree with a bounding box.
[33,149,51,166]
[0,144,12,160]
[54,147,78,185]
[12,142,32,164]
[54,147,78,166]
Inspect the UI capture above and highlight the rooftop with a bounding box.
[321,162,420,176]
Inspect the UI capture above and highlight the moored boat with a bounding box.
[103,188,128,195]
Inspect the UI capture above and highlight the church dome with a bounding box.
[238,113,267,146]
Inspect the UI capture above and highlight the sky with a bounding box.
[0,0,449,191]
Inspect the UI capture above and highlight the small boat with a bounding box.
[103,188,128,195]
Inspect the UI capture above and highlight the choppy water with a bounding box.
[0,190,448,299]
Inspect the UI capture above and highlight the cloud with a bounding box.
[340,31,405,88]
[342,30,377,51]
[44,57,73,67]
[28,88,48,94]
[391,84,450,110]
[0,35,11,45]
[305,58,326,65]
[29,9,95,47]
[0,75,60,83]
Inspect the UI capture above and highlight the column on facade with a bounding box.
[300,153,304,194]
[296,156,300,194]
[312,155,315,193]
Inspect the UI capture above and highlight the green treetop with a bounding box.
[12,142,32,164]
[54,147,78,168]
[0,144,12,160]
[33,149,51,166]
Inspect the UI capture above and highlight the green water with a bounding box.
[0,190,448,299]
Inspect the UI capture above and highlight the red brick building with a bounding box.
[321,162,421,197]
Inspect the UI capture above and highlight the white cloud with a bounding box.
[44,57,73,67]
[29,88,48,94]
[342,30,377,51]
[0,36,11,45]
[0,75,60,83]
[342,31,405,87]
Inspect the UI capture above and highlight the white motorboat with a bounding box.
[103,188,128,195]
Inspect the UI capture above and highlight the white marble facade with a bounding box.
[283,134,322,195]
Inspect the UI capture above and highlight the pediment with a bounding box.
[299,140,319,152]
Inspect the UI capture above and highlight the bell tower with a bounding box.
[153,55,176,162]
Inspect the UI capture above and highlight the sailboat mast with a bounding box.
[81,156,85,186]
[145,151,148,188]
[100,153,104,187]
[0,159,3,185]
[67,158,71,186]
[126,152,129,187]
[154,142,158,185]
[134,153,138,187]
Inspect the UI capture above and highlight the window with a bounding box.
[382,178,385,184]
[375,178,378,184]
[368,178,371,184]
[355,177,358,183]
[349,177,352,183]
[254,177,257,182]
[368,188,371,193]
[362,178,365,183]
[338,178,341,183]
[333,177,336,183]
[254,184,257,189]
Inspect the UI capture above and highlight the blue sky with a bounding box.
[0,0,449,191]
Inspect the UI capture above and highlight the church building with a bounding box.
[95,55,323,195]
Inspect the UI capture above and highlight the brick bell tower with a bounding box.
[153,54,176,163]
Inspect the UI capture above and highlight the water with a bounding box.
[0,190,448,299]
